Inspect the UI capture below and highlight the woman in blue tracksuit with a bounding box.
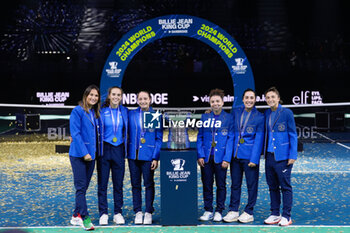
[223,89,264,223]
[128,91,163,225]
[97,86,128,225]
[263,87,297,227]
[69,84,103,231]
[197,88,234,222]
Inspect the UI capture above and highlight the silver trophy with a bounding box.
[164,111,191,150]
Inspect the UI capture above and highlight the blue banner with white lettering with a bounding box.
[100,14,255,106]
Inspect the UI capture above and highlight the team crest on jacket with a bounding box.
[221,128,228,136]
[246,126,254,134]
[278,123,286,132]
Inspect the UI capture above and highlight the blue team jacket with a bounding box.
[100,105,128,156]
[232,105,265,165]
[127,107,163,161]
[263,104,298,161]
[69,105,103,159]
[197,110,234,163]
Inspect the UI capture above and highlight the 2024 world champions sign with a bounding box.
[100,14,255,106]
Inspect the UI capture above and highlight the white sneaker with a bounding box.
[113,213,125,225]
[278,217,292,226]
[213,212,222,222]
[70,214,83,226]
[143,212,152,225]
[134,211,143,224]
[223,211,239,222]
[238,212,254,223]
[199,211,213,221]
[99,214,108,225]
[264,215,282,224]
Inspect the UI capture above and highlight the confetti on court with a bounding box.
[0,140,349,227]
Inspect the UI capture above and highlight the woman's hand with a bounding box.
[151,160,158,170]
[248,162,257,167]
[287,159,296,165]
[197,158,205,167]
[222,161,230,169]
[83,154,92,161]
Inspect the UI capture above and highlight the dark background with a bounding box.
[0,0,349,107]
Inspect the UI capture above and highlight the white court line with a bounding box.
[1,102,350,109]
[315,132,350,150]
[291,171,350,174]
[0,225,349,229]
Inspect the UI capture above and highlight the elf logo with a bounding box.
[292,91,323,105]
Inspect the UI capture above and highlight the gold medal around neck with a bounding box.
[113,137,117,143]
[141,138,146,144]
[211,141,216,147]
[239,138,245,144]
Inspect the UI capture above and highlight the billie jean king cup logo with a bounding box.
[143,110,162,129]
[171,158,185,171]
[106,61,122,78]
[232,58,247,74]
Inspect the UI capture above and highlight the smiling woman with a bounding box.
[97,86,129,225]
[197,88,234,222]
[68,84,103,230]
[127,91,163,225]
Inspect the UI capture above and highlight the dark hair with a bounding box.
[80,84,101,118]
[137,90,152,106]
[209,88,225,100]
[242,88,256,98]
[264,86,283,104]
[103,86,123,107]
[137,90,151,99]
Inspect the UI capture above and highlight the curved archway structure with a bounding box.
[100,14,255,106]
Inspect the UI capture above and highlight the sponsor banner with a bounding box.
[292,91,323,105]
[36,92,70,106]
[122,92,168,105]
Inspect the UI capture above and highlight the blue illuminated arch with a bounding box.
[100,14,254,106]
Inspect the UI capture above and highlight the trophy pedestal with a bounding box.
[160,149,198,226]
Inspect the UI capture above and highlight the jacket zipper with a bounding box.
[134,111,139,161]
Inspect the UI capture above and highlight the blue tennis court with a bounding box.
[0,141,349,227]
